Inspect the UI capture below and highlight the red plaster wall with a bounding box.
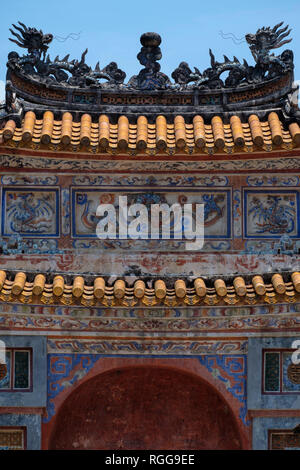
[49,366,243,450]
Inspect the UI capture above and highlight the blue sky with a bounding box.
[0,0,299,98]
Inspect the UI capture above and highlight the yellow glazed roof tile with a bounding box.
[0,269,299,308]
[1,111,299,155]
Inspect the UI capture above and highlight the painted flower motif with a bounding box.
[99,194,115,204]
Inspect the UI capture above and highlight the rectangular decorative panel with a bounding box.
[269,430,300,450]
[14,350,29,389]
[0,349,31,392]
[263,349,300,394]
[264,351,280,392]
[282,351,300,392]
[71,188,231,239]
[244,190,299,238]
[1,187,59,237]
[0,428,26,450]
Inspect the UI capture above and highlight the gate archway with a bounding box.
[49,365,244,450]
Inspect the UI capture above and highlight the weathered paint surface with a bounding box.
[42,356,250,449]
[1,161,300,449]
[248,337,300,410]
[1,172,300,277]
[0,336,47,408]
[49,366,243,450]
[0,414,41,450]
[252,417,300,450]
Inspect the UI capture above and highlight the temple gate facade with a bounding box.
[0,21,300,449]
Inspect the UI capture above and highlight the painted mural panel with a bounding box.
[1,188,59,237]
[71,188,231,239]
[244,190,299,238]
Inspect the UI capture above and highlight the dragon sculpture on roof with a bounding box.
[8,21,126,86]
[6,21,294,90]
[172,22,294,88]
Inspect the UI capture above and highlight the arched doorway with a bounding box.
[49,366,243,450]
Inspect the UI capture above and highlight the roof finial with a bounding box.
[128,32,171,90]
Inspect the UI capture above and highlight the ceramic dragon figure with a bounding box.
[245,22,294,80]
[9,22,53,61]
[6,21,294,91]
[8,21,126,86]
[172,22,294,89]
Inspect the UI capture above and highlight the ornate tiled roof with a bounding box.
[0,269,299,307]
[1,21,299,139]
[1,110,299,155]
[0,21,299,159]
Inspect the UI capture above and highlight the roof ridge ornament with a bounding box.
[6,21,294,92]
[8,21,126,88]
[172,22,293,89]
[128,32,171,90]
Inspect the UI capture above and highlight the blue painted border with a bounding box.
[45,352,246,424]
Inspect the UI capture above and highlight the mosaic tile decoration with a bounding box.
[1,187,59,237]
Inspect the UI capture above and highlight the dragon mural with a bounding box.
[7,21,294,90]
